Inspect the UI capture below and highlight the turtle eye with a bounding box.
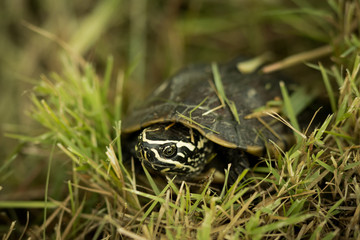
[162,144,177,158]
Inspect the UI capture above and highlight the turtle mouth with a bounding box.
[141,158,173,172]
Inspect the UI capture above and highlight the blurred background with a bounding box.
[0,0,335,230]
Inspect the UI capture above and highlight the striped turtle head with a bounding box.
[135,123,212,178]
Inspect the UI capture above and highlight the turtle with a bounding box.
[122,57,293,183]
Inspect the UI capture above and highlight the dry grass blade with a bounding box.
[61,199,85,239]
[237,53,272,73]
[202,104,224,116]
[244,107,281,119]
[35,197,71,236]
[18,212,29,240]
[2,221,16,240]
[106,144,123,181]
[266,111,307,140]
[262,45,332,73]
[117,227,147,240]
[256,116,282,141]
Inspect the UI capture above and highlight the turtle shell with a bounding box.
[122,58,291,156]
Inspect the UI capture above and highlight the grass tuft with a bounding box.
[9,50,360,238]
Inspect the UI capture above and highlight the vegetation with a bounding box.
[1,0,359,239]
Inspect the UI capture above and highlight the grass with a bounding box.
[1,0,360,239]
[211,62,241,125]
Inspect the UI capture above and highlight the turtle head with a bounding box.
[135,123,212,178]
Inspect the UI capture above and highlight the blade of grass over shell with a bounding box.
[177,112,220,134]
[211,62,240,124]
[189,96,208,119]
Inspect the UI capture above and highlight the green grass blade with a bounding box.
[0,201,58,208]
[211,62,241,124]
[319,62,337,112]
[43,141,56,240]
[141,163,160,196]
[280,81,301,141]
[315,159,335,173]
[248,213,313,237]
[197,206,213,240]
[315,114,333,143]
